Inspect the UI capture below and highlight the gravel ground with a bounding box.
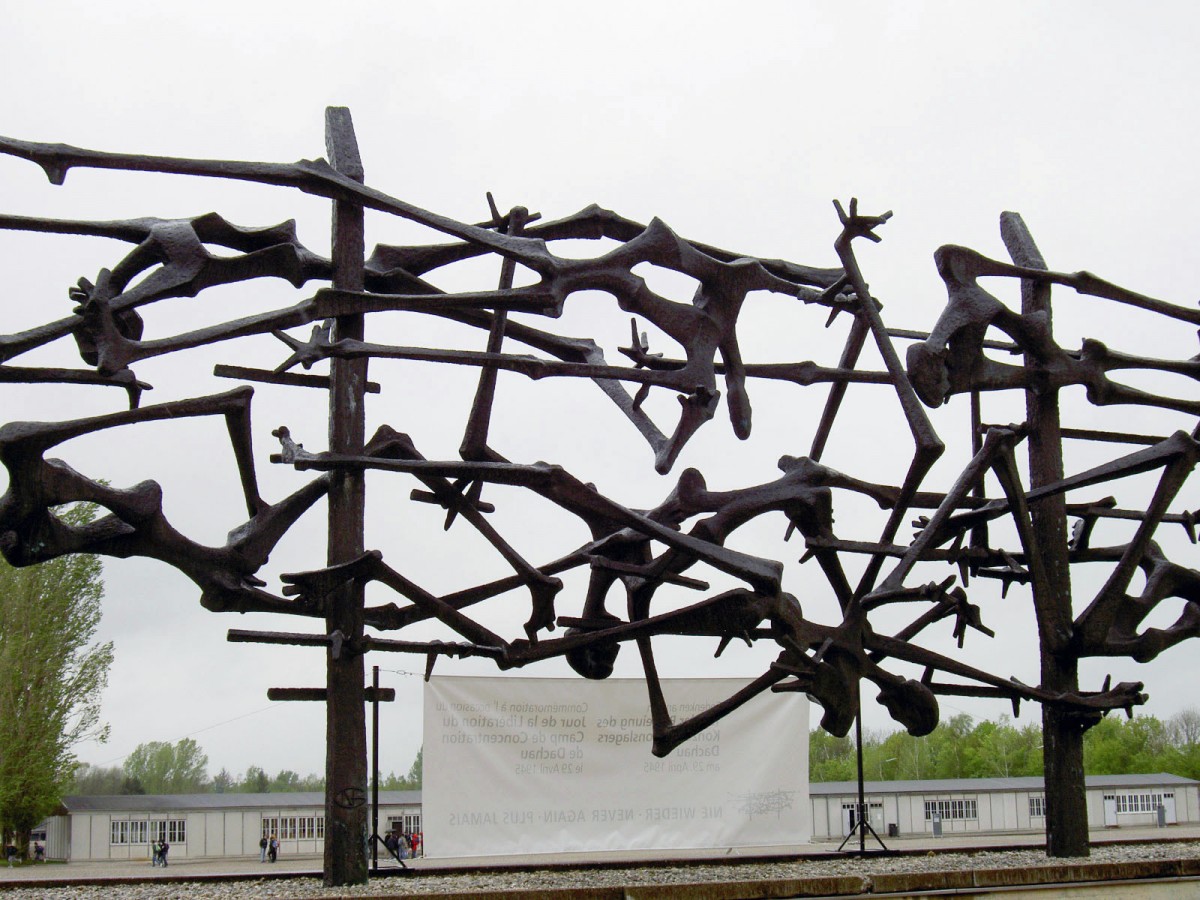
[3,841,1200,900]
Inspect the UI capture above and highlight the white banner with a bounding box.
[423,676,808,857]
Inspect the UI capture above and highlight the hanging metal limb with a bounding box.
[907,244,1200,414]
[281,551,509,650]
[865,426,1020,606]
[359,426,563,640]
[865,631,1146,721]
[1073,442,1200,656]
[368,202,846,294]
[0,389,330,613]
[921,432,1199,549]
[271,429,784,598]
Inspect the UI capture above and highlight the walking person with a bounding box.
[159,840,169,867]
[151,840,161,867]
[259,835,268,863]
[268,834,278,863]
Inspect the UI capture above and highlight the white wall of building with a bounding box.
[57,798,420,862]
[809,778,1200,840]
[44,777,1200,861]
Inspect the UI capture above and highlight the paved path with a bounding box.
[2,824,1197,885]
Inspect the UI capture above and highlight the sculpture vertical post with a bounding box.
[323,106,370,886]
[1001,212,1089,858]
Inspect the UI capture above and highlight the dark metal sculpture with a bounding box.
[0,109,1195,879]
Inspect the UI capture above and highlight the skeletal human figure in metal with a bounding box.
[0,110,1196,877]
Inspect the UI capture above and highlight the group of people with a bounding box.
[150,839,170,867]
[7,843,45,866]
[258,834,280,863]
[382,830,420,860]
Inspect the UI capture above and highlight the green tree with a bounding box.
[0,502,112,856]
[1163,708,1200,780]
[378,748,424,790]
[1084,715,1172,775]
[811,714,1046,782]
[962,716,1043,778]
[123,738,209,793]
[270,769,301,792]
[70,763,126,795]
[404,747,422,788]
[296,772,324,791]
[239,765,270,793]
[861,731,899,782]
[809,729,856,782]
[1167,708,1200,747]
[886,727,933,780]
[808,709,1200,784]
[211,768,235,793]
[923,714,975,779]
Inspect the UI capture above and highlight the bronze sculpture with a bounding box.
[0,108,1195,880]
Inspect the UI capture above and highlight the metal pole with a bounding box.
[1000,212,1087,858]
[323,106,369,887]
[837,679,887,855]
[372,665,380,874]
[855,688,865,854]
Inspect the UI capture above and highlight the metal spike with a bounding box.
[714,635,732,658]
[1182,509,1197,544]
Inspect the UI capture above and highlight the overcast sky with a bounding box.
[2,2,1199,782]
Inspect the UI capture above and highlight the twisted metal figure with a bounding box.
[0,110,1196,870]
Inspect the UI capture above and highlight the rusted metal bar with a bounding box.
[214,364,381,393]
[979,423,1167,446]
[227,628,332,647]
[1060,427,1166,446]
[266,687,395,702]
[887,327,1018,353]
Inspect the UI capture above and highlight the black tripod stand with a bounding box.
[835,688,888,854]
[370,832,408,870]
[836,803,888,853]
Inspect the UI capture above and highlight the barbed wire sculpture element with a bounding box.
[0,108,1196,876]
